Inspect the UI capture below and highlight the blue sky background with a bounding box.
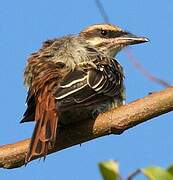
[0,0,173,179]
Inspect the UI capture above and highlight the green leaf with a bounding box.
[99,160,119,180]
[167,165,173,176]
[141,166,173,180]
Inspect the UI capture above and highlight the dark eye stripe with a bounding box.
[105,30,129,38]
[112,31,129,37]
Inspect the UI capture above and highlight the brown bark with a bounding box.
[0,87,173,169]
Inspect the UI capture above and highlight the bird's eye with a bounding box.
[100,29,108,37]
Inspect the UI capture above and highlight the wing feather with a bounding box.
[55,56,124,110]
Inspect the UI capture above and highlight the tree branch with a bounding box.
[0,87,173,169]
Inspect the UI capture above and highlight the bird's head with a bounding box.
[80,24,149,57]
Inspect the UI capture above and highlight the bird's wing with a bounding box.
[55,57,124,111]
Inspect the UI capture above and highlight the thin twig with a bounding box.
[127,169,141,180]
[95,0,109,23]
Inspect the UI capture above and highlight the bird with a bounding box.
[21,23,148,163]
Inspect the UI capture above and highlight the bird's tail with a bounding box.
[25,87,58,163]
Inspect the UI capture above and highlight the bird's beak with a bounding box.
[114,33,149,46]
